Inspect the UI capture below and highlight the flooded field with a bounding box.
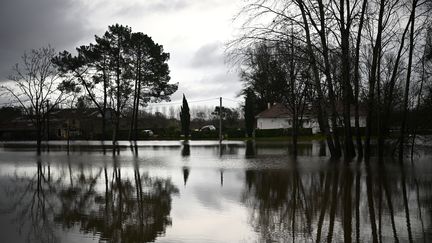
[0,140,431,242]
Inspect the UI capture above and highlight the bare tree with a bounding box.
[1,46,73,154]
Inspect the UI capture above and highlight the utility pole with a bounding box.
[219,97,222,143]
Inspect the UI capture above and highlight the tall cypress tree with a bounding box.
[244,88,255,138]
[180,94,190,139]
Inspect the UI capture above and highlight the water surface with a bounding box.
[0,140,431,242]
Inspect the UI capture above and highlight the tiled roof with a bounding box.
[255,104,291,118]
[256,102,368,119]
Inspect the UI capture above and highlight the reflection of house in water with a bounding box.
[255,103,367,134]
[255,141,327,156]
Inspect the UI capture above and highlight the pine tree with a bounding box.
[180,94,190,139]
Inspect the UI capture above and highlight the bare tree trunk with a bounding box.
[316,0,342,157]
[376,50,383,159]
[36,115,42,155]
[379,16,413,158]
[296,0,337,157]
[102,112,106,140]
[292,113,298,156]
[399,0,418,161]
[67,120,70,154]
[134,55,142,142]
[365,0,386,157]
[102,59,108,141]
[113,40,121,146]
[129,64,139,141]
[340,0,356,158]
[289,30,298,156]
[410,53,426,160]
[353,0,368,158]
[46,100,50,152]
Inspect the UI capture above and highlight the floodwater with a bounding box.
[0,140,431,243]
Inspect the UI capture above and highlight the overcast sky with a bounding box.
[0,0,244,108]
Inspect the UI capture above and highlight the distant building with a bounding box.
[49,108,114,139]
[255,103,367,134]
[0,108,114,140]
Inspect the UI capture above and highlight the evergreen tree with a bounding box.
[54,24,178,144]
[180,94,190,139]
[244,88,256,137]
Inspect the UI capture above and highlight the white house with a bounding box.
[255,103,367,134]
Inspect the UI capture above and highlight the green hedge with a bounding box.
[225,128,245,138]
[191,130,218,139]
[255,128,312,137]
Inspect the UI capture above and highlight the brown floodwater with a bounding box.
[0,140,431,242]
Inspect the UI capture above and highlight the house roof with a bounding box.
[255,103,291,118]
[255,102,368,119]
[50,108,100,119]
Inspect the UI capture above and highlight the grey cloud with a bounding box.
[0,0,97,80]
[115,0,228,17]
[115,0,191,17]
[190,42,224,68]
[169,70,241,103]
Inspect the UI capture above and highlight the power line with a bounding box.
[221,97,243,103]
[0,96,242,109]
[144,97,220,107]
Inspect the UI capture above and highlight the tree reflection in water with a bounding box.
[1,159,59,243]
[2,159,179,243]
[242,159,432,242]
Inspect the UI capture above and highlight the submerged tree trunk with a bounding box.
[411,53,426,160]
[365,0,386,157]
[129,67,139,141]
[399,0,418,161]
[289,30,299,156]
[316,0,342,157]
[353,0,367,158]
[113,39,122,146]
[377,51,383,159]
[134,55,142,142]
[102,59,108,141]
[340,0,356,158]
[379,15,412,158]
[296,0,337,157]
[292,114,298,156]
[36,115,42,155]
